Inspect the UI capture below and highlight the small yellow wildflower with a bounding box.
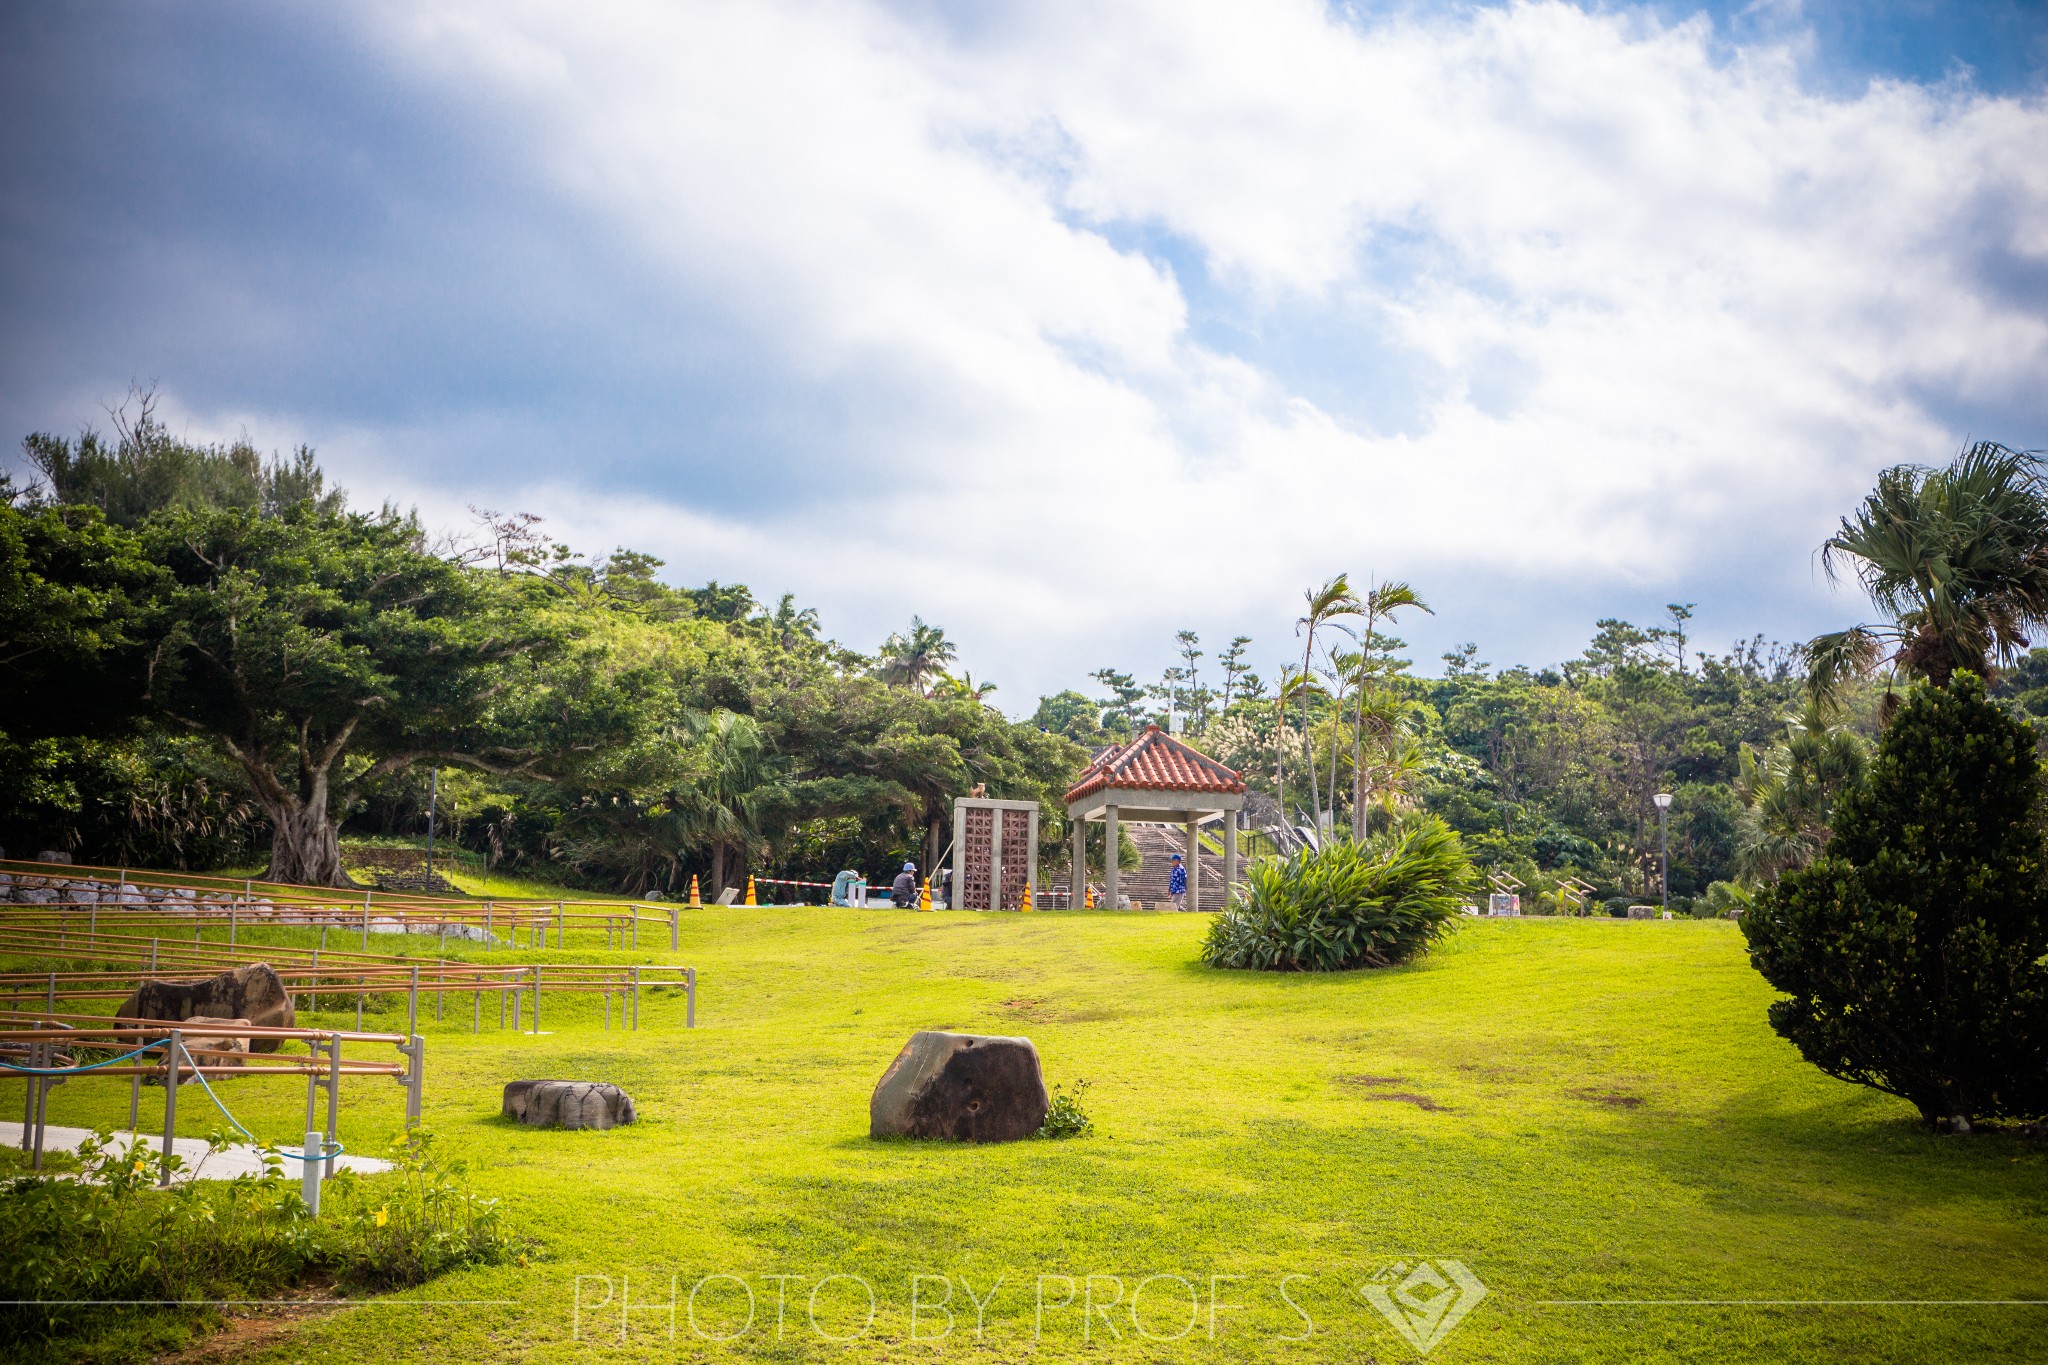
[132,1160,147,1174]
[374,1206,389,1227]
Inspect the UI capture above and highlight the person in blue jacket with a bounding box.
[1168,852,1188,911]
[891,861,918,907]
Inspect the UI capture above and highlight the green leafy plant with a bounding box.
[1036,1078,1093,1139]
[1742,675,2048,1129]
[1202,814,1478,972]
[0,1127,528,1363]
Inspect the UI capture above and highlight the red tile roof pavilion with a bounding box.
[1064,726,1247,910]
[1064,726,1247,805]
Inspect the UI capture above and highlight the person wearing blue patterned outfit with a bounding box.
[1168,852,1188,911]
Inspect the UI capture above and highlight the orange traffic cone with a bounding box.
[1084,883,1095,909]
[920,877,932,911]
[689,874,702,909]
[1021,881,1034,913]
[744,875,758,906]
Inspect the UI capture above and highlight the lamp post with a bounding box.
[1652,791,1673,914]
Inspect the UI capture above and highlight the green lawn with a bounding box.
[16,909,2047,1362]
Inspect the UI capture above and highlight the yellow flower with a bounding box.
[374,1206,388,1227]
[132,1161,147,1174]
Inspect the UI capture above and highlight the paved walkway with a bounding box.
[2,1121,392,1181]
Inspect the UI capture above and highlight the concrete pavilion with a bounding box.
[1064,725,1247,910]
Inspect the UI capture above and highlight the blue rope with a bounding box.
[181,1055,343,1164]
[0,1040,168,1075]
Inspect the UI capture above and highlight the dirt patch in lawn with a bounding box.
[1339,1076,1446,1111]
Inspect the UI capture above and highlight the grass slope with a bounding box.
[16,910,2046,1362]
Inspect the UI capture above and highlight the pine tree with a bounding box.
[1742,674,2048,1128]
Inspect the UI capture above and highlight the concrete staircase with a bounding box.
[1120,824,1228,911]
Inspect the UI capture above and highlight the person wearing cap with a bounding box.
[891,861,918,907]
[1168,852,1188,911]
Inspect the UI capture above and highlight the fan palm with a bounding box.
[1734,705,1869,881]
[1808,442,2048,705]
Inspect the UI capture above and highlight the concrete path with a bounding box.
[2,1121,392,1181]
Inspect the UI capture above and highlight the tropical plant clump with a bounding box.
[1202,815,1478,972]
[1741,675,2048,1130]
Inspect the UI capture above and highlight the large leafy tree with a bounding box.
[135,506,630,885]
[1807,442,2048,703]
[1741,675,2048,1129]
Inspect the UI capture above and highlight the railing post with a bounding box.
[230,900,237,945]
[302,1060,323,1216]
[556,902,563,948]
[150,937,158,972]
[632,966,640,1030]
[403,1035,424,1128]
[161,1031,182,1186]
[485,900,493,947]
[408,964,419,1038]
[532,965,541,1034]
[324,1032,342,1182]
[30,1042,48,1171]
[45,971,55,1015]
[362,890,372,950]
[670,904,679,951]
[686,966,695,1029]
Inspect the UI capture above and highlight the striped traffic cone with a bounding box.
[1021,881,1034,913]
[920,878,932,911]
[745,875,758,906]
[689,874,702,909]
[1084,884,1095,909]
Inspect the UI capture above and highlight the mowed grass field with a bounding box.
[17,907,2048,1363]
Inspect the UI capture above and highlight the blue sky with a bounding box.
[3,1,2044,708]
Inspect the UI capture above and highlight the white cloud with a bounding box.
[309,0,2048,697]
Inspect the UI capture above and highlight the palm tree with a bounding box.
[682,710,778,893]
[1734,705,1869,880]
[877,617,958,697]
[1347,580,1431,837]
[934,671,999,705]
[1294,575,1360,827]
[1808,442,2048,706]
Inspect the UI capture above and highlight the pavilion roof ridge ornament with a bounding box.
[1062,724,1248,805]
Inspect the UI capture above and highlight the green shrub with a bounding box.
[1201,815,1478,972]
[1741,675,2048,1129]
[0,1127,528,1363]
[1035,1079,1093,1139]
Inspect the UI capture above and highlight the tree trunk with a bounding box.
[260,789,352,887]
[712,839,727,893]
[925,810,942,882]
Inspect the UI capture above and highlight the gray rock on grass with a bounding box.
[503,1080,637,1130]
[870,1031,1049,1143]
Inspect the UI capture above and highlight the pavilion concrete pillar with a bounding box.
[1185,816,1201,911]
[1072,816,1086,908]
[1224,813,1239,902]
[1104,805,1119,911]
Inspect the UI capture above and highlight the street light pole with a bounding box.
[1653,791,1673,914]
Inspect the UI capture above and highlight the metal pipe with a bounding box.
[161,1031,182,1186]
[403,1035,423,1128]
[532,965,541,1034]
[30,1042,47,1171]
[407,964,419,1038]
[324,1033,341,1182]
[686,967,695,1029]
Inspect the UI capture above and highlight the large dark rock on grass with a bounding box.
[115,964,294,1053]
[870,1031,1049,1143]
[503,1080,637,1130]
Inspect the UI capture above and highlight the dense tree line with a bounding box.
[0,401,1080,890]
